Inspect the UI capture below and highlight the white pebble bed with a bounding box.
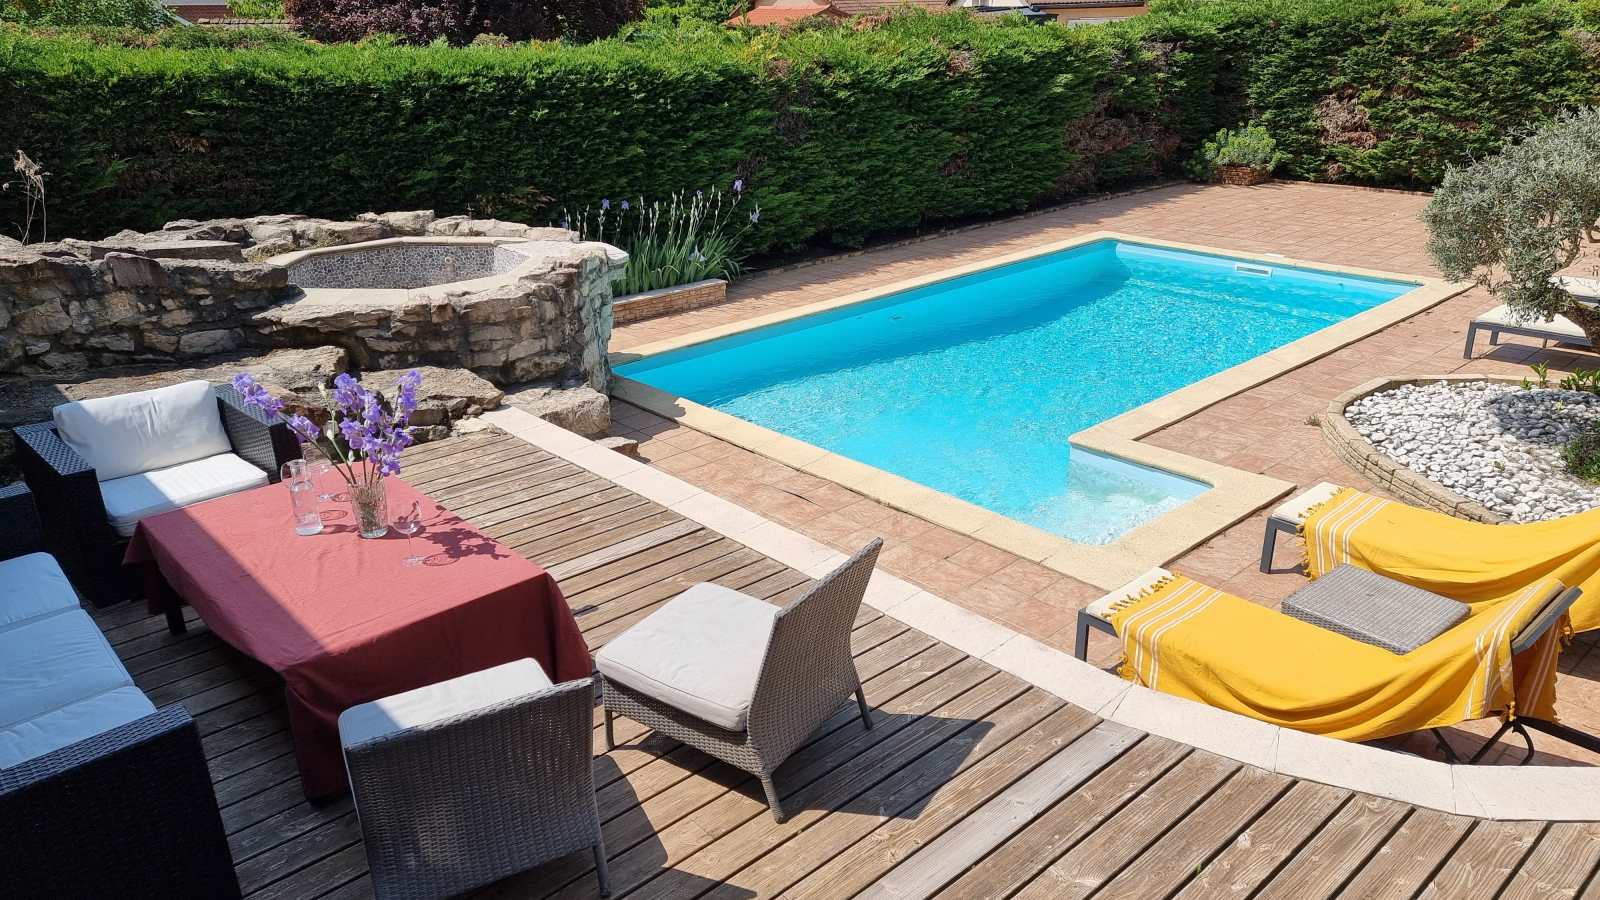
[1344,381,1600,523]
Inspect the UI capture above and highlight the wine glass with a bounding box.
[302,442,335,502]
[392,500,425,567]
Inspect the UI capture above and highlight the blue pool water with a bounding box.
[618,240,1414,545]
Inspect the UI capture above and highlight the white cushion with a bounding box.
[339,658,554,749]
[594,582,780,731]
[53,380,231,482]
[1473,304,1588,341]
[1552,275,1600,301]
[100,452,269,537]
[1270,481,1344,527]
[0,553,79,633]
[1085,567,1172,623]
[0,610,133,731]
[0,686,155,769]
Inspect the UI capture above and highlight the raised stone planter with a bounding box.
[1322,375,1512,523]
[613,279,727,325]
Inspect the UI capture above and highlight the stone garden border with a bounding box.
[613,279,727,325]
[1322,375,1517,524]
[611,230,1469,591]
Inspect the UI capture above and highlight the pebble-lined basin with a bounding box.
[285,241,538,290]
[618,240,1413,545]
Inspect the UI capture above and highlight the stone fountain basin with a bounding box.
[269,236,554,301]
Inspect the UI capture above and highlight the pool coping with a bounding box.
[482,405,1600,821]
[608,230,1470,591]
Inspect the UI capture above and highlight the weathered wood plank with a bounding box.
[1417,821,1543,900]
[1498,822,1600,900]
[1250,795,1412,900]
[1333,807,1474,900]
[1092,765,1292,900]
[935,736,1190,900]
[1007,750,1241,900]
[857,720,1142,900]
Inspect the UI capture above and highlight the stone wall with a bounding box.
[613,278,728,325]
[0,211,625,391]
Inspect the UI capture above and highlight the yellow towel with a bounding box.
[1304,488,1600,633]
[1107,574,1566,740]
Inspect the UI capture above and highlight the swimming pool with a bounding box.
[617,240,1414,545]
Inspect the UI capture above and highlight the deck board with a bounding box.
[80,429,1600,900]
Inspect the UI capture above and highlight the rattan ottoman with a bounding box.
[1282,564,1469,655]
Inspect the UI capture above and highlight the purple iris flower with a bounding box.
[733,179,743,193]
[621,199,630,211]
[286,414,320,445]
[232,373,286,417]
[601,199,610,211]
[750,209,760,224]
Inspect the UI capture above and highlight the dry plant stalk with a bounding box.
[4,150,48,244]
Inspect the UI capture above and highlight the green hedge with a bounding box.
[2,0,1598,244]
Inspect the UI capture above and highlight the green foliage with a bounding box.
[1199,125,1287,169]
[1564,430,1600,483]
[1421,107,1600,330]
[226,0,285,18]
[1560,366,1600,393]
[1,0,172,29]
[568,184,756,292]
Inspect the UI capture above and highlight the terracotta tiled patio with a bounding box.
[606,181,1600,766]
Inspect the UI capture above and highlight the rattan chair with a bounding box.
[597,539,883,822]
[340,666,609,900]
[15,382,298,609]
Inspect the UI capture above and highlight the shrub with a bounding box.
[227,0,285,17]
[1422,107,1600,348]
[1199,125,1287,170]
[1564,430,1600,484]
[283,0,643,44]
[1,0,173,29]
[568,184,757,293]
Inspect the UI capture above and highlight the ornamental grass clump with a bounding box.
[562,182,759,295]
[232,370,422,484]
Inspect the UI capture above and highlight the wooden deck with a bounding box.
[91,430,1600,900]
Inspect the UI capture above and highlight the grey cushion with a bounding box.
[338,658,554,749]
[0,685,156,768]
[594,582,779,731]
[99,452,269,537]
[1282,564,1470,655]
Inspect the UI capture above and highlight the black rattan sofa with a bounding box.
[0,482,242,899]
[15,382,298,611]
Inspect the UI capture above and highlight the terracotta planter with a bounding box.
[1214,165,1274,185]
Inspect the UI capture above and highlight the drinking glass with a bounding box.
[392,500,424,566]
[302,443,336,502]
[281,460,323,536]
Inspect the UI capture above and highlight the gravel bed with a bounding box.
[1344,380,1600,522]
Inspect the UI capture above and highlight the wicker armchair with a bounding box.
[598,539,883,822]
[0,481,46,561]
[15,382,298,608]
[340,665,610,900]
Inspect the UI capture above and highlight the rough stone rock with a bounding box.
[177,329,240,356]
[503,381,610,436]
[592,435,639,457]
[104,252,170,290]
[59,237,245,263]
[427,216,577,243]
[376,210,435,236]
[451,417,496,435]
[359,366,504,420]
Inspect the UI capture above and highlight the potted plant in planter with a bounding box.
[1202,125,1290,185]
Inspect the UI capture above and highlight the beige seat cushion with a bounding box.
[0,686,156,769]
[595,582,780,731]
[100,452,269,537]
[1473,304,1588,341]
[1084,567,1173,623]
[339,658,554,749]
[1270,482,1343,527]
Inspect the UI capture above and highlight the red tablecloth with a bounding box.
[124,476,591,797]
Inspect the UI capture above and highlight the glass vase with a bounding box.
[347,478,389,539]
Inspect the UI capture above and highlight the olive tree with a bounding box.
[1422,107,1600,347]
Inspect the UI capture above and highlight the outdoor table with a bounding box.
[123,476,592,797]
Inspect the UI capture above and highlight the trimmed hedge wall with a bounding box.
[2,0,1598,244]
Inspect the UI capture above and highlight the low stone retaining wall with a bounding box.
[613,279,727,325]
[1322,375,1511,523]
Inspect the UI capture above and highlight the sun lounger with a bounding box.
[1259,481,1342,574]
[1462,277,1600,358]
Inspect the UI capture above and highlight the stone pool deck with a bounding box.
[606,181,1600,767]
